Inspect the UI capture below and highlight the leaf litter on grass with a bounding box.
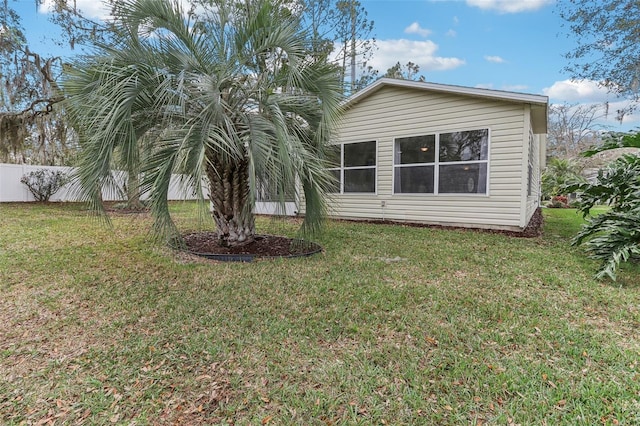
[0,203,639,425]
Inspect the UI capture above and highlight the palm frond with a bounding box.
[63,0,343,243]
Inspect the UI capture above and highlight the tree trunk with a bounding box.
[125,169,145,210]
[206,154,255,247]
[350,0,356,94]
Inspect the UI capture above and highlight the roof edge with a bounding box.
[344,78,549,108]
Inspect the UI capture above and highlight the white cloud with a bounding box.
[466,0,553,14]
[484,55,505,63]
[544,80,640,126]
[445,29,457,37]
[366,39,465,74]
[404,22,432,38]
[542,79,612,103]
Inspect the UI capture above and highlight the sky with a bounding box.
[11,0,640,131]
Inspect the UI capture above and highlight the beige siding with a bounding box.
[303,85,543,230]
[334,86,528,229]
[525,133,544,224]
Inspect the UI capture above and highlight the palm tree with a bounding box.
[63,0,343,246]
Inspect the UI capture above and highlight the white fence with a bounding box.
[0,163,201,202]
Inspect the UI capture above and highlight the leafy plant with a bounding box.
[582,131,640,157]
[20,169,70,202]
[568,153,640,280]
[541,157,585,200]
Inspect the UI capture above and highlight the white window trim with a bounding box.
[392,128,490,196]
[328,140,378,195]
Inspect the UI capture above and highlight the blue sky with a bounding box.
[13,0,640,130]
[363,0,563,92]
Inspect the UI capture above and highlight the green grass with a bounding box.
[0,202,638,425]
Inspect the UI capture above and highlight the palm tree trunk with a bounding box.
[125,168,145,210]
[207,154,255,247]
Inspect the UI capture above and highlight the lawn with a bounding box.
[0,203,638,425]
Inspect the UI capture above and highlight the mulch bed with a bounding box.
[182,232,322,259]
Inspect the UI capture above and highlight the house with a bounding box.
[301,78,548,231]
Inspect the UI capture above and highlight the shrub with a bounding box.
[20,169,70,202]
[568,154,640,280]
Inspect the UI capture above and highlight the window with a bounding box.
[394,129,489,195]
[394,135,435,194]
[327,141,377,193]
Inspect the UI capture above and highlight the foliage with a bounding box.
[583,130,640,157]
[63,0,343,246]
[2,0,376,170]
[558,0,640,112]
[20,169,70,202]
[573,208,640,281]
[568,154,640,280]
[541,157,585,199]
[383,61,425,81]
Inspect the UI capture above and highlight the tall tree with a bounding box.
[383,61,426,81]
[559,0,640,110]
[0,0,147,166]
[299,0,337,60]
[300,0,375,94]
[336,0,376,94]
[0,1,71,164]
[547,102,606,159]
[63,0,343,246]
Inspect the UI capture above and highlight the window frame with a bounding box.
[327,140,378,195]
[392,128,490,196]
